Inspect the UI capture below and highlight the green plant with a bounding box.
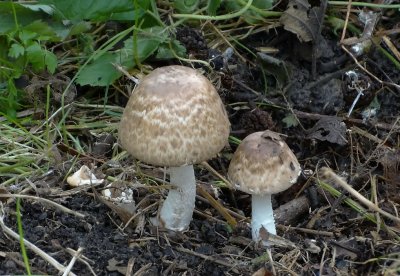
[17,198,31,275]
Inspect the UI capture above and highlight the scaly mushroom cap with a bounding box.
[228,130,301,195]
[119,65,230,167]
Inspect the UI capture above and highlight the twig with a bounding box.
[0,194,85,218]
[62,247,84,276]
[201,161,232,188]
[126,258,135,276]
[176,247,236,267]
[133,263,152,276]
[279,225,334,237]
[65,248,97,276]
[112,63,139,85]
[341,45,400,90]
[0,213,77,276]
[320,167,400,224]
[197,185,237,227]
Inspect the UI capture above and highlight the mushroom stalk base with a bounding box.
[159,165,196,231]
[251,194,276,242]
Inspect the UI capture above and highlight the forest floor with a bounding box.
[0,1,400,275]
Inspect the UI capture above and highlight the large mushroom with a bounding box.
[119,65,230,231]
[228,130,301,242]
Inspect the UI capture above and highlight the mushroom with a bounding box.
[119,65,230,231]
[227,130,301,242]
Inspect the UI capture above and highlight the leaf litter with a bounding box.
[1,1,400,275]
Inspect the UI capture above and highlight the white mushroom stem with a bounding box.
[251,193,276,241]
[159,165,196,231]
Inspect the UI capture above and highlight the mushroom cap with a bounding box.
[228,130,301,195]
[119,65,230,167]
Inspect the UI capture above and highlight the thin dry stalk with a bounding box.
[320,167,400,225]
[65,247,96,276]
[0,194,85,218]
[0,213,76,276]
[62,247,84,276]
[197,185,237,227]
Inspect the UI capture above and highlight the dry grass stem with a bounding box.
[197,185,237,227]
[0,194,85,218]
[320,167,400,225]
[0,212,77,276]
[62,247,84,276]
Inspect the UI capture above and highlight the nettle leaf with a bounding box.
[8,43,25,59]
[39,0,150,21]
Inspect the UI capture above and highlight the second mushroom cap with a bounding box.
[228,130,301,195]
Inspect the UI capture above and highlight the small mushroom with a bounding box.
[119,65,230,231]
[228,130,301,242]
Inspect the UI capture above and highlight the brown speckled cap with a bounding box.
[228,130,301,195]
[119,65,230,167]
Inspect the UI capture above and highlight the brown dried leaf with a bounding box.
[307,117,348,145]
[280,0,323,43]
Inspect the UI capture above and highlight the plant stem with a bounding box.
[173,0,254,20]
[328,1,400,8]
[159,165,196,231]
[17,198,31,275]
[252,193,275,241]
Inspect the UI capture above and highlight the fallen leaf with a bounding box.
[280,0,323,43]
[306,117,348,145]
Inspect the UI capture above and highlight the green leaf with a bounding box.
[123,36,164,61]
[23,20,60,41]
[257,53,290,88]
[155,40,186,60]
[174,0,200,13]
[76,53,123,86]
[207,0,221,16]
[26,42,46,71]
[0,2,47,33]
[8,43,25,58]
[38,0,150,21]
[44,49,57,73]
[225,0,274,24]
[19,30,37,45]
[282,113,299,128]
[25,42,57,73]
[20,4,54,15]
[67,21,92,37]
[77,29,165,86]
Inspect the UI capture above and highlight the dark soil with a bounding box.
[1,4,400,276]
